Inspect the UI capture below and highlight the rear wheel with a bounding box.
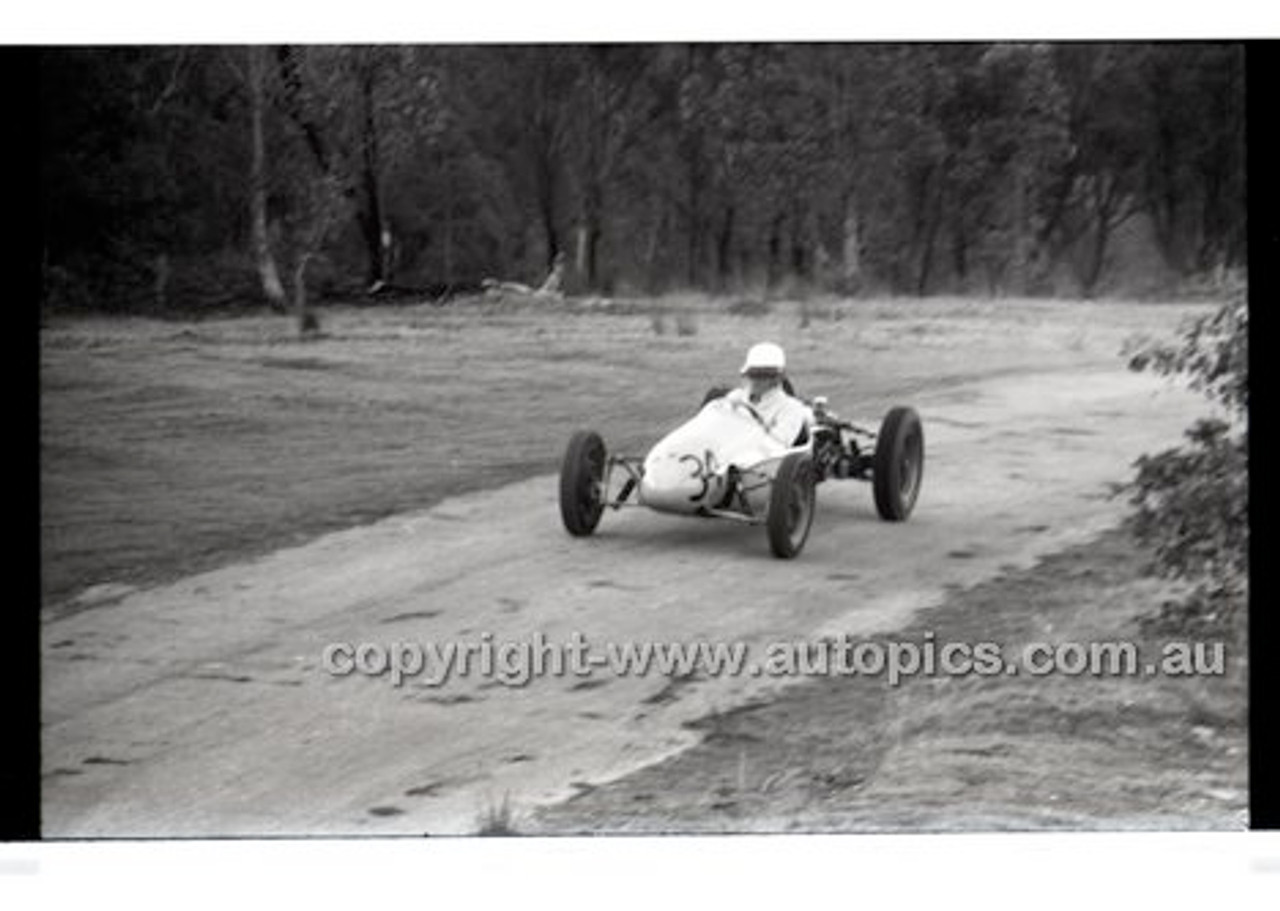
[767,452,816,558]
[872,407,924,521]
[559,430,606,536]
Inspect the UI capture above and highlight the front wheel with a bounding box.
[872,406,924,521]
[767,452,816,558]
[559,430,606,536]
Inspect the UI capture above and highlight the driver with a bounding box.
[724,342,814,445]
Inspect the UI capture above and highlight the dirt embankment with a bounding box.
[532,527,1247,834]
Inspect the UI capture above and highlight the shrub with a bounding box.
[1123,292,1247,633]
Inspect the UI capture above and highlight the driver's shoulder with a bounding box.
[784,393,815,421]
[778,389,808,410]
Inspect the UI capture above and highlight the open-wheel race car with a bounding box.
[558,383,924,559]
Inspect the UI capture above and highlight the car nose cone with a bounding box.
[640,453,711,513]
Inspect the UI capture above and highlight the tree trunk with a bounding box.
[578,178,603,289]
[1082,215,1111,299]
[443,199,454,285]
[685,141,702,288]
[906,162,940,297]
[293,252,319,336]
[358,56,389,288]
[153,253,170,311]
[537,150,560,270]
[715,204,735,291]
[1080,175,1130,298]
[789,210,807,278]
[1011,164,1029,295]
[526,53,565,274]
[587,222,601,289]
[274,46,332,175]
[840,193,862,291]
[247,46,286,311]
[643,203,664,294]
[766,214,784,291]
[950,229,968,285]
[915,184,943,298]
[575,223,588,279]
[440,150,455,284]
[686,215,700,288]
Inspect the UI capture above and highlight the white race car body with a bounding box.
[638,398,798,515]
[558,387,923,559]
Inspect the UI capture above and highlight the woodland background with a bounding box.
[38,43,1246,313]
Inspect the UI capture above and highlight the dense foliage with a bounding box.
[39,43,1245,312]
[1125,290,1248,632]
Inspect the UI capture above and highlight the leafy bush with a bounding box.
[1123,293,1247,632]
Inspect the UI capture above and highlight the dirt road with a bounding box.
[42,358,1207,837]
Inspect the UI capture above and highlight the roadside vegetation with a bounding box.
[1123,287,1247,638]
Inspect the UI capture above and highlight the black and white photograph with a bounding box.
[35,27,1254,852]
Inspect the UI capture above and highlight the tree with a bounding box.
[567,45,656,291]
[877,45,962,296]
[1140,44,1245,277]
[246,45,287,310]
[1045,44,1150,296]
[808,45,887,293]
[478,46,581,277]
[41,47,254,311]
[39,42,1248,311]
[946,44,1070,295]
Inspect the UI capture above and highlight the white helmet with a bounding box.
[740,342,786,375]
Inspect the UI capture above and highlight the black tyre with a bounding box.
[767,452,816,558]
[701,385,732,407]
[872,406,924,521]
[559,430,606,536]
